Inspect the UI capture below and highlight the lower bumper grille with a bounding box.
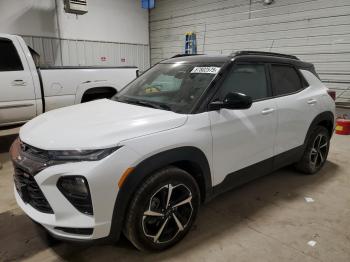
[54,227,93,235]
[14,167,54,214]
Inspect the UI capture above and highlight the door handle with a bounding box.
[11,80,27,86]
[307,99,317,105]
[261,108,275,115]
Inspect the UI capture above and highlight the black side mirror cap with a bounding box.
[208,92,253,110]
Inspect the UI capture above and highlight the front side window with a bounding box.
[0,39,23,71]
[271,65,303,96]
[217,64,268,101]
[113,63,222,113]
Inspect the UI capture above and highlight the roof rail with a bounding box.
[233,51,299,60]
[171,54,204,58]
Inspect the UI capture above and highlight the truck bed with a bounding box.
[39,66,137,111]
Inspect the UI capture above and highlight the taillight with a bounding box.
[327,90,336,101]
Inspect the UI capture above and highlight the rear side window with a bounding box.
[217,64,268,100]
[271,65,303,96]
[0,39,23,71]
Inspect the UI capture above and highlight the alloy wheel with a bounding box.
[142,184,193,244]
[310,134,328,169]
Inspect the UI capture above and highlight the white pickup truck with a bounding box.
[0,34,138,127]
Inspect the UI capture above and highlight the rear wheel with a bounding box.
[123,166,200,251]
[295,126,330,174]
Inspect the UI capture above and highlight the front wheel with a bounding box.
[123,166,200,251]
[295,126,330,174]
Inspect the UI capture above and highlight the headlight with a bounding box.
[48,146,122,161]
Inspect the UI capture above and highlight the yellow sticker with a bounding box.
[144,87,160,93]
[336,125,343,131]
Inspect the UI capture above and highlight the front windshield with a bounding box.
[112,62,223,113]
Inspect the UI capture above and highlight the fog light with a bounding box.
[57,176,93,215]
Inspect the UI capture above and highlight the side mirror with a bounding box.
[209,92,253,110]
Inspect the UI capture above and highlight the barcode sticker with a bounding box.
[191,67,220,74]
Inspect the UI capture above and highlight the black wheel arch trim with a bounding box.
[108,146,212,242]
[304,111,334,144]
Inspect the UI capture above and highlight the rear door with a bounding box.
[269,64,320,157]
[0,37,37,125]
[209,63,277,186]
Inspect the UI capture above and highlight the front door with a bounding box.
[209,63,277,186]
[0,37,37,125]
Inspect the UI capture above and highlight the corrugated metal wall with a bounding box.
[22,35,150,71]
[150,0,350,103]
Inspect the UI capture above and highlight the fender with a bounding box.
[74,81,120,104]
[304,111,335,144]
[108,146,212,241]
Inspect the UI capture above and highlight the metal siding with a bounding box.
[150,0,350,102]
[52,39,62,66]
[21,36,150,71]
[60,40,70,66]
[77,41,86,66]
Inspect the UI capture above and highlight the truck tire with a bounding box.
[295,126,330,174]
[123,166,200,251]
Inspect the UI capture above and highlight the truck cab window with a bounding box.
[0,39,23,71]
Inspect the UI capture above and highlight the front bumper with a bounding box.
[10,138,140,241]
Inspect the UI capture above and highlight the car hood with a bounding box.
[20,99,187,150]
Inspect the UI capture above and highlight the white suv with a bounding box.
[11,51,335,251]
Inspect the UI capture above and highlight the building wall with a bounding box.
[150,0,350,102]
[0,0,150,70]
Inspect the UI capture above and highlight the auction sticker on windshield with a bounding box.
[191,67,220,74]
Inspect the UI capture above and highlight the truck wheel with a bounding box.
[295,126,330,174]
[123,166,200,251]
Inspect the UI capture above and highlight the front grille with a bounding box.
[14,167,54,214]
[21,141,50,162]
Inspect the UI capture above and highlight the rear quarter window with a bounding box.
[271,65,303,96]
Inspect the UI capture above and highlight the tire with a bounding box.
[295,126,330,174]
[123,166,200,251]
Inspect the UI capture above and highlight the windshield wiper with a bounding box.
[121,98,172,111]
[135,100,172,111]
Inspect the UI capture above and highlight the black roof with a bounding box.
[161,51,313,69]
[233,50,299,60]
[162,54,231,64]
